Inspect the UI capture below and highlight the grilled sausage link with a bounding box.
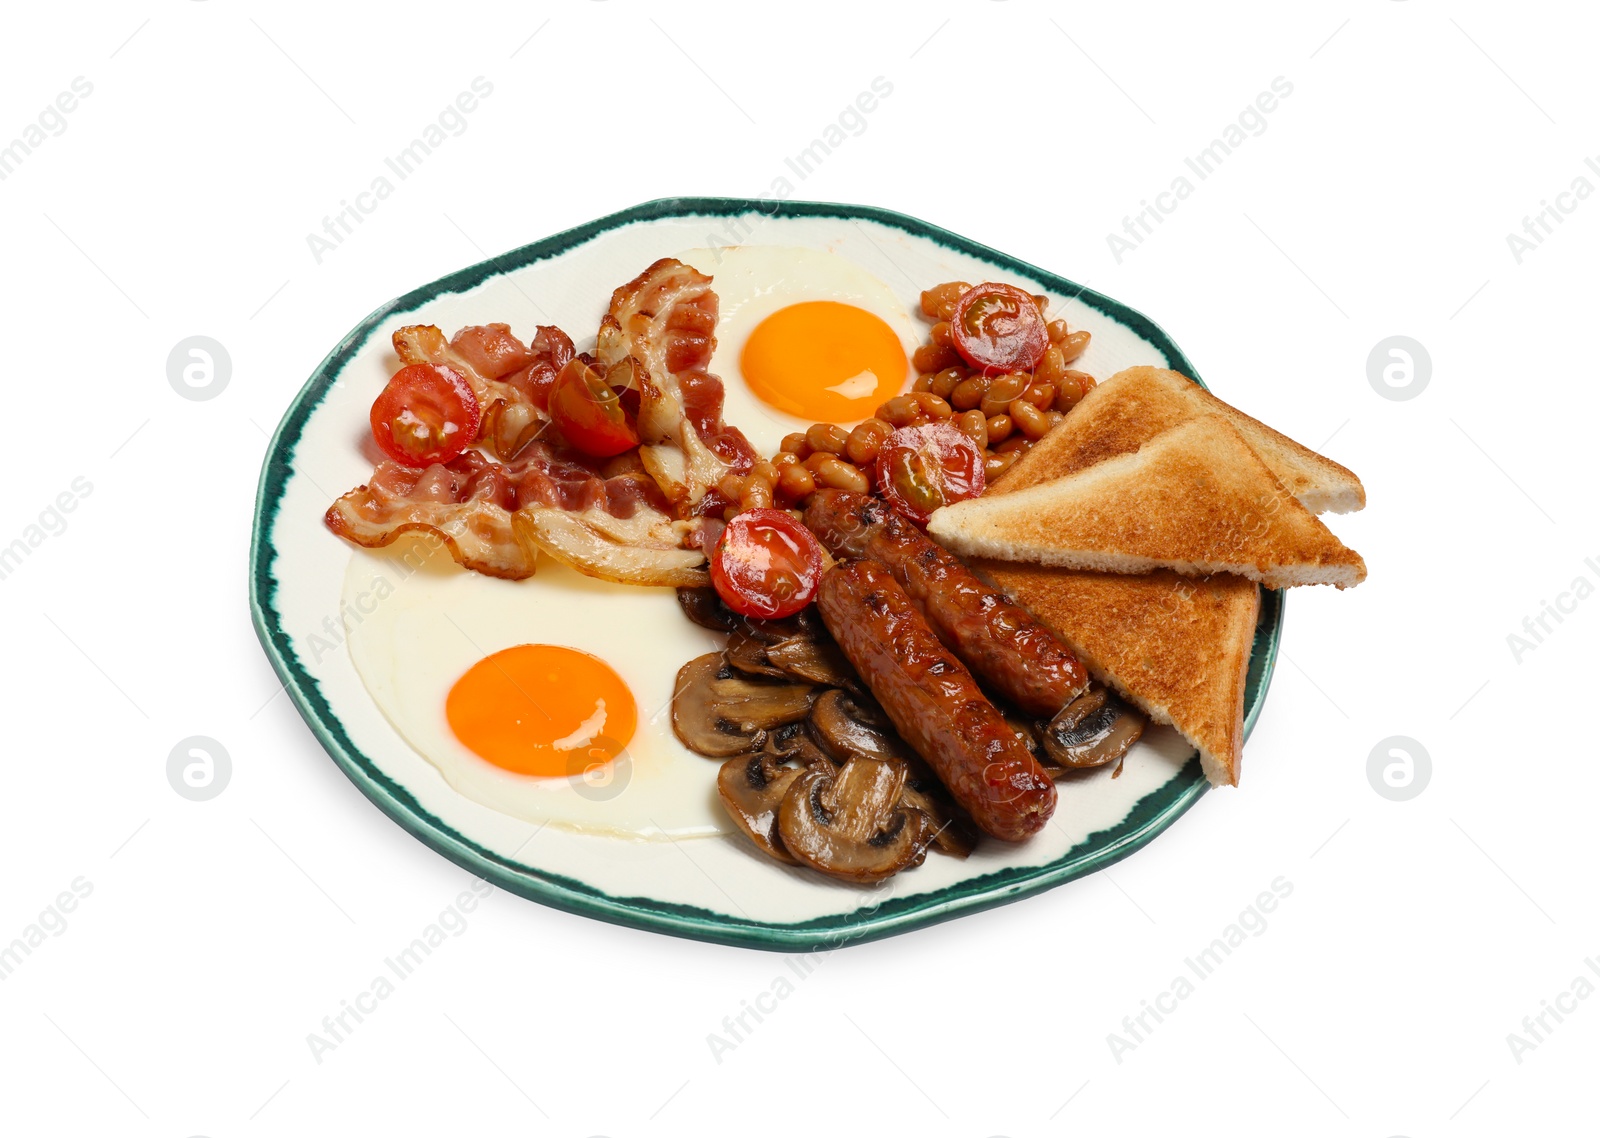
[805,489,1087,717]
[817,558,1057,841]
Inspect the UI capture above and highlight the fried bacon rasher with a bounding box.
[596,259,756,514]
[324,444,707,585]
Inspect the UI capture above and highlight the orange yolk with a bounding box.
[445,644,636,778]
[740,301,909,422]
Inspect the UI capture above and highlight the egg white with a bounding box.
[341,537,732,839]
[675,245,920,457]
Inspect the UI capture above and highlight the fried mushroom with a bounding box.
[764,635,860,690]
[764,721,836,770]
[717,752,808,864]
[676,586,737,632]
[778,758,930,883]
[726,628,789,679]
[808,689,909,764]
[1038,684,1147,770]
[671,653,817,758]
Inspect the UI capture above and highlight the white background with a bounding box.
[2,1,1595,1134]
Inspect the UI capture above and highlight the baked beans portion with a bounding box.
[714,281,1098,519]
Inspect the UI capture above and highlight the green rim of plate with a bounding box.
[248,197,1284,952]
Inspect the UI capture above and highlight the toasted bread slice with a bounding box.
[991,366,1365,514]
[930,416,1367,589]
[973,562,1258,786]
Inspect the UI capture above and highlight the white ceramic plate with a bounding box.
[250,198,1282,950]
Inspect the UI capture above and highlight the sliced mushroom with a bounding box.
[777,758,929,883]
[765,721,836,770]
[765,635,861,690]
[738,607,825,645]
[726,628,789,679]
[899,758,977,859]
[676,587,737,632]
[808,689,909,763]
[717,753,807,864]
[1052,684,1108,732]
[1038,685,1147,770]
[671,653,817,758]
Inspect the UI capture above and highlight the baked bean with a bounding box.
[954,409,989,451]
[920,281,969,321]
[803,451,833,475]
[1035,344,1066,387]
[742,479,774,510]
[879,394,924,427]
[984,451,1019,479]
[723,503,742,522]
[929,321,954,348]
[846,418,893,465]
[780,433,811,457]
[772,451,799,470]
[986,414,1014,445]
[1009,398,1051,440]
[1024,382,1056,410]
[913,392,953,419]
[1032,294,1050,314]
[1060,329,1091,363]
[930,367,965,399]
[995,435,1031,455]
[1046,319,1071,344]
[912,374,934,393]
[805,422,849,456]
[813,456,869,493]
[980,374,1029,418]
[1045,410,1065,427]
[749,461,778,486]
[718,473,747,501]
[950,376,989,412]
[912,341,959,373]
[777,463,816,502]
[1055,370,1095,412]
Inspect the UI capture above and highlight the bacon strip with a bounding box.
[596,259,754,514]
[325,451,533,578]
[324,445,701,583]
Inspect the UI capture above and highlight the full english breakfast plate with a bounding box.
[250,198,1308,950]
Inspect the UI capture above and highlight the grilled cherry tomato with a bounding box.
[369,363,481,467]
[710,509,824,619]
[548,359,641,457]
[950,282,1049,374]
[874,423,986,524]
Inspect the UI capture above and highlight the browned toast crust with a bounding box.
[932,416,1367,589]
[991,366,1365,514]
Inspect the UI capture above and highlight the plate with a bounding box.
[249,198,1283,951]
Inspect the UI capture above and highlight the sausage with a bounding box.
[816,558,1056,841]
[805,489,1087,717]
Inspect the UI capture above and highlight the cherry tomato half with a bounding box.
[369,363,481,467]
[950,283,1049,375]
[874,423,986,524]
[548,359,641,458]
[710,509,825,620]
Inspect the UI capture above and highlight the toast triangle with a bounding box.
[991,366,1365,514]
[972,561,1258,786]
[929,416,1367,589]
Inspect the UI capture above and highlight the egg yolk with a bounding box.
[445,644,636,778]
[740,301,909,422]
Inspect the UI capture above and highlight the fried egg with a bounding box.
[342,537,731,839]
[675,245,918,456]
